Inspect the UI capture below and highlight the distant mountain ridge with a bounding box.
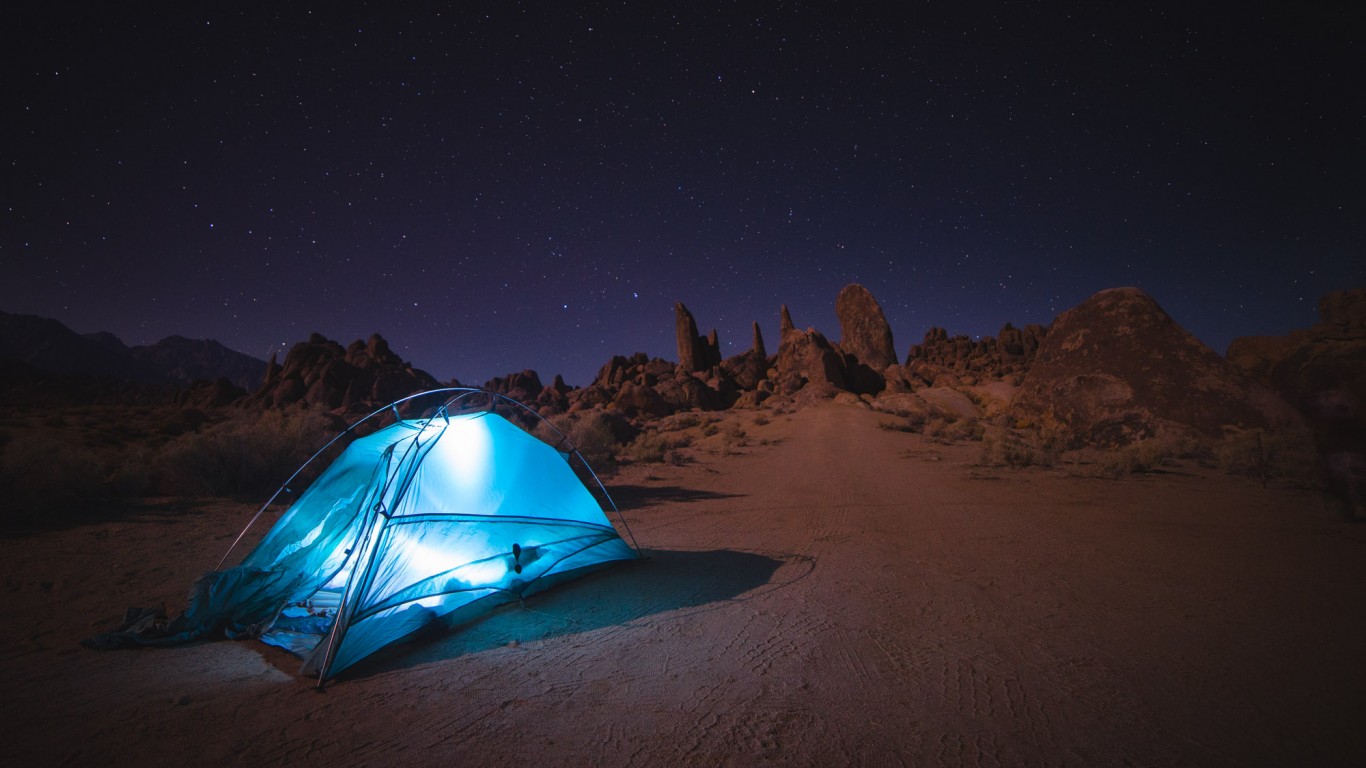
[0,310,266,389]
[129,335,267,390]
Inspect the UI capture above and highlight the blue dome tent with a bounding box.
[93,389,641,684]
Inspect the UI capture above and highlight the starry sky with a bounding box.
[4,3,1362,386]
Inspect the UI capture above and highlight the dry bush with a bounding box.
[1096,450,1143,478]
[719,423,749,455]
[656,412,705,432]
[951,417,985,442]
[153,407,338,498]
[1217,428,1321,488]
[536,411,622,473]
[623,430,689,465]
[1126,434,1198,473]
[0,433,110,526]
[877,419,919,433]
[926,415,983,443]
[153,408,209,438]
[979,432,1055,468]
[1079,434,1198,478]
[106,447,154,498]
[923,416,950,441]
[751,414,771,427]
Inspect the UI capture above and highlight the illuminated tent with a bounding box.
[97,391,639,683]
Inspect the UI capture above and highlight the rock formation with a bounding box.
[1012,287,1307,447]
[1227,288,1366,509]
[720,347,769,393]
[674,302,720,373]
[775,305,847,396]
[175,378,247,409]
[245,332,440,413]
[904,323,1046,386]
[1226,288,1366,411]
[576,352,725,416]
[481,369,544,405]
[835,284,897,370]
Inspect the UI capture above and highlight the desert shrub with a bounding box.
[877,419,920,433]
[926,415,983,443]
[923,416,950,440]
[1096,450,1142,477]
[623,430,689,465]
[719,424,749,454]
[1062,434,1202,478]
[153,407,338,498]
[155,408,209,437]
[948,417,985,442]
[537,411,621,472]
[751,414,770,427]
[979,432,1054,468]
[106,447,154,498]
[1217,428,1321,487]
[0,434,109,525]
[1075,435,1195,478]
[655,412,709,433]
[624,431,668,463]
[1123,434,1198,473]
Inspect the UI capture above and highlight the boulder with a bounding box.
[915,387,981,421]
[243,332,440,413]
[906,323,1046,383]
[535,376,572,414]
[655,372,724,411]
[611,380,672,418]
[566,384,614,412]
[1012,287,1307,447]
[1227,288,1366,505]
[964,381,1018,419]
[835,284,897,369]
[869,389,981,422]
[731,389,771,409]
[482,369,545,404]
[775,311,846,395]
[1227,288,1366,411]
[675,302,720,373]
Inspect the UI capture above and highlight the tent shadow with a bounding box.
[341,547,799,680]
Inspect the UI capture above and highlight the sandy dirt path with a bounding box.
[3,402,1364,766]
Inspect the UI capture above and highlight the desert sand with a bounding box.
[3,402,1363,766]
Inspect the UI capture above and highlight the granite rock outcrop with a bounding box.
[1012,288,1306,447]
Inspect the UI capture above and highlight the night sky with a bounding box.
[4,4,1362,386]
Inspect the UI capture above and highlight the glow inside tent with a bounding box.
[145,405,638,681]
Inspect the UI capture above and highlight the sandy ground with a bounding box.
[2,402,1364,766]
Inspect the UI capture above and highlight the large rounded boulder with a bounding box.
[1013,287,1307,447]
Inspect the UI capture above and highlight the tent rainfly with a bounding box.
[89,389,640,684]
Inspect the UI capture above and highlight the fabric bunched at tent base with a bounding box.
[85,390,640,684]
